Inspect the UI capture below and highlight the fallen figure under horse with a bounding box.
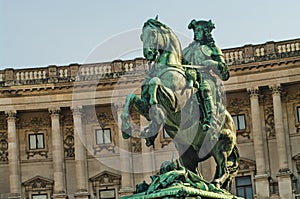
[120,18,240,191]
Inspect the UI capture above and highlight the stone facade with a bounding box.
[0,39,300,199]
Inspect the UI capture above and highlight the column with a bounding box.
[72,106,89,199]
[248,88,270,199]
[270,84,293,199]
[114,103,134,196]
[49,107,67,199]
[140,116,155,183]
[6,110,21,199]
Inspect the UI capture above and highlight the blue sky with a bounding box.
[0,0,299,69]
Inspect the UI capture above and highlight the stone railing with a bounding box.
[0,58,148,86]
[223,38,300,65]
[0,38,299,86]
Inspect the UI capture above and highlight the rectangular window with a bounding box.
[32,194,48,199]
[96,129,112,145]
[297,106,300,123]
[232,114,246,131]
[99,189,115,199]
[236,176,253,199]
[29,134,45,150]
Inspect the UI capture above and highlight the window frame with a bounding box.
[297,106,300,123]
[235,175,253,199]
[25,130,48,159]
[32,194,48,199]
[95,128,112,145]
[99,189,115,199]
[232,114,247,131]
[29,133,45,150]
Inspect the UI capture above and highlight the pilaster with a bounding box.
[248,87,270,199]
[269,84,293,199]
[114,102,134,196]
[6,110,21,199]
[71,106,89,199]
[49,107,67,199]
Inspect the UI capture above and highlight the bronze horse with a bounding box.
[121,18,239,190]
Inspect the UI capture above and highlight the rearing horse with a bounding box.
[121,18,239,190]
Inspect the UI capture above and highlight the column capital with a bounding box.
[247,87,260,98]
[5,110,17,121]
[269,84,282,96]
[71,106,84,117]
[113,102,124,113]
[49,107,61,119]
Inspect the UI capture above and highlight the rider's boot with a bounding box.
[202,96,217,133]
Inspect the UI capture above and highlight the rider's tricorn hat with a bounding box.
[188,19,215,32]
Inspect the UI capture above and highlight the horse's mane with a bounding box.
[143,19,182,64]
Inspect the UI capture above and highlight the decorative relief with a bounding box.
[5,111,17,122]
[23,175,53,193]
[63,126,75,159]
[264,106,276,138]
[71,106,84,117]
[238,158,256,171]
[269,84,282,96]
[20,115,50,130]
[90,171,121,187]
[293,154,300,174]
[96,112,114,128]
[49,107,61,119]
[227,97,250,115]
[0,113,7,130]
[0,132,8,162]
[131,137,142,153]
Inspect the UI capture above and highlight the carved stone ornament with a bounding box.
[0,113,7,129]
[131,137,142,153]
[293,154,300,174]
[90,171,121,187]
[23,175,53,192]
[20,115,50,130]
[269,84,282,96]
[238,157,256,171]
[0,131,8,162]
[264,106,275,138]
[63,126,75,159]
[227,97,250,115]
[97,112,114,128]
[71,106,84,117]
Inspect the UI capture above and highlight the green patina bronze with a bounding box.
[121,17,242,198]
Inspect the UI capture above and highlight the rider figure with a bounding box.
[183,19,230,131]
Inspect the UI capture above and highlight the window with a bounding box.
[297,106,300,123]
[96,129,112,145]
[29,134,45,149]
[99,189,115,199]
[32,194,48,199]
[236,176,253,199]
[232,114,246,130]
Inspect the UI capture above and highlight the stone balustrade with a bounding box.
[0,58,148,86]
[0,39,299,86]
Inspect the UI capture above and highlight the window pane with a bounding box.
[100,189,115,199]
[238,115,246,130]
[104,129,111,144]
[32,194,47,199]
[37,134,44,149]
[246,187,253,199]
[232,116,238,129]
[236,176,251,186]
[237,187,245,197]
[29,135,36,149]
[96,130,104,145]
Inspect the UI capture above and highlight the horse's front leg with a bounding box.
[121,93,150,139]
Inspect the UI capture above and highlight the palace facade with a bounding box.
[0,38,300,199]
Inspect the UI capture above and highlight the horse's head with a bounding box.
[141,18,182,65]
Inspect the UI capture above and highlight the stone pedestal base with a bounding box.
[119,187,135,197]
[254,174,270,199]
[8,193,21,199]
[74,191,89,199]
[277,169,293,199]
